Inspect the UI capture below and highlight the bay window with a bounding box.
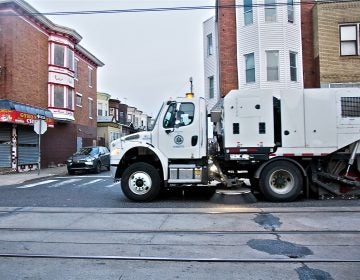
[50,85,75,110]
[52,43,75,71]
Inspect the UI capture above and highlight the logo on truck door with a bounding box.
[174,135,184,145]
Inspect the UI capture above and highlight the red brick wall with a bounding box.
[217,0,238,97]
[0,13,48,106]
[301,1,319,88]
[74,56,97,129]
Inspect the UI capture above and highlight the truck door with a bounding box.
[157,99,204,159]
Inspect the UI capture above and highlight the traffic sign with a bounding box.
[34,120,47,135]
[36,114,46,120]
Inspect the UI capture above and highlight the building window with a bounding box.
[290,52,297,82]
[88,67,93,87]
[76,93,82,107]
[265,0,277,22]
[208,76,214,99]
[245,53,255,83]
[244,0,253,26]
[53,44,74,70]
[68,88,74,109]
[74,58,79,79]
[266,50,279,81]
[54,85,65,108]
[51,85,74,110]
[97,102,103,116]
[88,98,93,118]
[54,44,65,67]
[287,0,294,23]
[207,33,213,56]
[340,25,358,56]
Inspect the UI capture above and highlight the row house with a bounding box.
[204,0,360,108]
[204,0,303,110]
[98,94,150,147]
[0,0,103,171]
[303,0,360,88]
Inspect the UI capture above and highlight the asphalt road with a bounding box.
[0,172,359,279]
[1,171,360,209]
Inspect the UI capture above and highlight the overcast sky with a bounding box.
[25,0,215,116]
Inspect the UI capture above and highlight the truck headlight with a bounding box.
[111,148,121,156]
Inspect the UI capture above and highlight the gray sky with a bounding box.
[26,0,215,116]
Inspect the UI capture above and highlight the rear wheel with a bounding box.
[121,162,161,202]
[259,161,303,202]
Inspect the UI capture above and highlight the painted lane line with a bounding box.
[104,182,119,188]
[79,179,104,186]
[17,180,58,189]
[49,179,82,188]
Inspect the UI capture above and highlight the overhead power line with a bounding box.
[4,0,358,16]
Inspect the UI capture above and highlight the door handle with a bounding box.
[191,136,198,146]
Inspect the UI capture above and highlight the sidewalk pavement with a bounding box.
[1,166,68,186]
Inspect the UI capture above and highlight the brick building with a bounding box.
[303,0,360,88]
[0,0,103,171]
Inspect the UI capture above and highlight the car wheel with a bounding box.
[95,162,101,174]
[68,169,74,175]
[259,160,303,202]
[121,162,161,202]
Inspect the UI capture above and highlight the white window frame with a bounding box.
[287,0,294,23]
[245,53,255,83]
[265,0,277,23]
[76,92,82,107]
[340,25,358,56]
[244,0,253,26]
[207,33,213,56]
[289,51,297,82]
[88,66,93,88]
[50,84,75,110]
[74,58,79,80]
[52,43,74,70]
[88,97,93,119]
[208,76,214,99]
[266,50,279,82]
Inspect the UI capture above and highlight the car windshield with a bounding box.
[76,147,99,156]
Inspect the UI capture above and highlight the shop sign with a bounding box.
[0,109,54,127]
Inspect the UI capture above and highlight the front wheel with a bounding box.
[121,162,161,202]
[259,161,303,202]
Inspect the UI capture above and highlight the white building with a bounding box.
[236,0,303,90]
[203,16,219,111]
[203,0,304,108]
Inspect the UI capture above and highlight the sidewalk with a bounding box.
[1,166,68,186]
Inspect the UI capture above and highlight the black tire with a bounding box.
[68,169,75,175]
[95,162,101,174]
[106,165,110,171]
[259,160,303,202]
[121,162,161,202]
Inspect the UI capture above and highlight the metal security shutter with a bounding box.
[0,128,11,168]
[18,127,38,165]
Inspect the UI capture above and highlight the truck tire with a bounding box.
[121,162,161,202]
[259,161,303,202]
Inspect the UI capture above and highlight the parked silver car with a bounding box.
[66,146,110,175]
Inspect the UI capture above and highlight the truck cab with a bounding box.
[110,96,208,201]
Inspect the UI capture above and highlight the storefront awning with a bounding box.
[0,100,54,128]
